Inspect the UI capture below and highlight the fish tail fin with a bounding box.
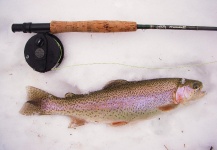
[20,86,52,115]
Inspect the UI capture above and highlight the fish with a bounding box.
[20,78,206,128]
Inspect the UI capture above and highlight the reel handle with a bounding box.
[50,20,137,33]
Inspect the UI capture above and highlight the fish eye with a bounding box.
[193,83,199,89]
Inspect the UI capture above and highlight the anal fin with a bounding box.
[68,116,86,128]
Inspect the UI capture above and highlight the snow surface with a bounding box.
[0,0,217,150]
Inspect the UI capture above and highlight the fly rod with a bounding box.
[12,20,217,33]
[11,20,217,73]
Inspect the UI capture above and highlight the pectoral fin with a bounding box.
[68,116,86,128]
[158,104,178,111]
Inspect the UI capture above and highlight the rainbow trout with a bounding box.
[20,78,206,127]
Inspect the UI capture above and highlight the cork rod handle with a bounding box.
[50,20,137,33]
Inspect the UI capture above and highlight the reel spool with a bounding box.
[24,33,64,73]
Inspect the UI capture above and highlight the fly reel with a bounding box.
[24,33,64,72]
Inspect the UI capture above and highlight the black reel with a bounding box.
[24,33,64,73]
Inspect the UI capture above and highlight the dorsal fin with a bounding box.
[103,79,128,90]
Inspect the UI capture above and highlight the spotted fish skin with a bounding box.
[20,78,205,127]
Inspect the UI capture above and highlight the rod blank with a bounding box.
[137,24,217,31]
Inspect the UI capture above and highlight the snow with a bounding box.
[0,0,217,149]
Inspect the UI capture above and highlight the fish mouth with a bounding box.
[190,90,206,101]
[197,84,206,98]
[199,90,206,98]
